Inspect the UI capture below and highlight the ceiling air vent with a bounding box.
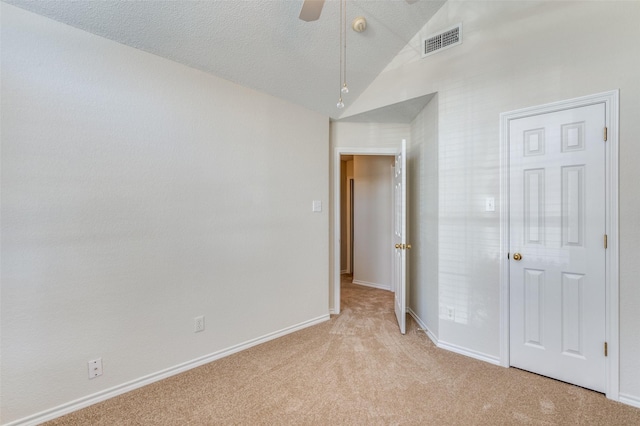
[421,23,462,58]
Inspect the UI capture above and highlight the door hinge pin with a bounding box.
[604,127,608,142]
[604,342,608,357]
[604,234,608,249]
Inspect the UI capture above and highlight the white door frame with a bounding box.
[499,90,620,400]
[333,147,399,314]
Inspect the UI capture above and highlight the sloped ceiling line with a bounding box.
[4,0,445,119]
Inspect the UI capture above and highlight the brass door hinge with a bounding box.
[604,234,608,249]
[604,127,608,142]
[604,342,608,357]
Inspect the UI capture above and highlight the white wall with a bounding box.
[352,156,394,290]
[345,0,640,402]
[408,96,439,337]
[331,122,411,150]
[0,4,329,424]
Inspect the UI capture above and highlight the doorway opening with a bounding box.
[340,155,395,289]
[333,147,398,315]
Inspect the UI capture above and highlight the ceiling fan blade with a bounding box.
[299,0,325,22]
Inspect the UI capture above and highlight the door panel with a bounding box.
[509,103,606,392]
[523,268,544,348]
[393,140,407,334]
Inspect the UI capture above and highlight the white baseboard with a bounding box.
[407,308,438,345]
[412,301,638,409]
[407,308,424,328]
[437,340,502,366]
[619,393,640,409]
[424,329,438,346]
[406,308,500,366]
[406,309,639,410]
[6,314,330,426]
[352,279,391,291]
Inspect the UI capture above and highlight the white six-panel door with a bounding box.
[393,140,408,334]
[509,103,606,392]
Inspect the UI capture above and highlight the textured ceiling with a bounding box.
[4,0,445,119]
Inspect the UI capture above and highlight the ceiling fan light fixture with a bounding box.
[351,16,367,33]
[337,0,348,109]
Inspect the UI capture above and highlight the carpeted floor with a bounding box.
[46,275,640,425]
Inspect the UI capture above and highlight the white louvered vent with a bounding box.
[421,23,462,58]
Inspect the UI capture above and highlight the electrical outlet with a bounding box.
[447,307,455,321]
[88,358,103,379]
[194,316,205,333]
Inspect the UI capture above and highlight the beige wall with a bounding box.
[1,4,329,423]
[352,156,395,290]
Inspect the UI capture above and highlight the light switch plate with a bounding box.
[312,200,322,212]
[485,197,495,212]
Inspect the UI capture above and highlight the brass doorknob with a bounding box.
[394,243,412,249]
[513,253,522,261]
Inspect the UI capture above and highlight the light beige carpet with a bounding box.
[46,276,640,425]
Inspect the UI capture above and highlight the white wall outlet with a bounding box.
[194,315,205,333]
[447,307,455,321]
[88,358,103,379]
[485,197,495,212]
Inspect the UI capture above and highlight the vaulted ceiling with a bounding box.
[4,0,445,119]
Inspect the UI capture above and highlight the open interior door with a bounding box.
[393,139,408,334]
